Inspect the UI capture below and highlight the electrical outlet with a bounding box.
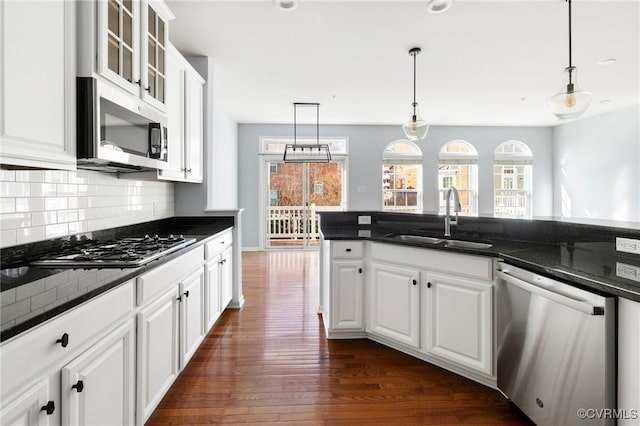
[616,237,640,255]
[358,215,371,225]
[616,262,640,283]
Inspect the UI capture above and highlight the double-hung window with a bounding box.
[493,141,533,218]
[382,140,422,212]
[438,140,478,216]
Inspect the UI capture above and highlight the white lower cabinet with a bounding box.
[618,298,640,426]
[137,287,180,424]
[331,260,365,331]
[61,320,136,426]
[0,378,55,426]
[421,271,493,376]
[367,261,420,348]
[204,230,234,331]
[180,268,206,368]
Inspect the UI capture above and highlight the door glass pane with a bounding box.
[123,0,132,13]
[157,75,165,103]
[157,47,165,74]
[148,6,156,36]
[108,0,119,35]
[123,47,132,82]
[267,162,303,248]
[148,39,156,68]
[158,19,165,46]
[147,70,156,97]
[123,11,132,46]
[108,35,119,73]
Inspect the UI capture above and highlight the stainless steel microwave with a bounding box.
[76,77,168,172]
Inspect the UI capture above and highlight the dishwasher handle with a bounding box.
[497,270,604,316]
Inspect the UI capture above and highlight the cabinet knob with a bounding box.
[72,380,84,393]
[412,279,417,286]
[358,268,363,274]
[41,401,55,415]
[145,86,151,92]
[184,290,190,298]
[177,295,182,302]
[56,333,69,348]
[427,282,432,288]
[187,168,192,173]
[345,248,352,252]
[135,80,141,86]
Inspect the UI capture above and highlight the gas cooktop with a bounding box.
[30,234,196,268]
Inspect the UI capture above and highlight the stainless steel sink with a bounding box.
[441,240,492,249]
[390,234,492,249]
[394,235,443,244]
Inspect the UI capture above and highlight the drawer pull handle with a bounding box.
[358,268,363,274]
[412,279,417,286]
[346,248,352,252]
[427,282,432,288]
[41,401,55,415]
[72,380,84,393]
[56,333,69,348]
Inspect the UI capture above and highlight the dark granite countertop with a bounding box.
[319,213,640,303]
[0,217,234,342]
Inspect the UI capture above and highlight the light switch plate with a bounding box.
[358,215,371,225]
[616,237,640,255]
[616,262,640,283]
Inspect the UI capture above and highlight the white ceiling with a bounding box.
[166,0,640,126]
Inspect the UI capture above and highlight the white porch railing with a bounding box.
[269,205,341,242]
[494,191,530,217]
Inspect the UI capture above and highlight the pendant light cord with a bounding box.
[412,50,418,118]
[568,0,573,84]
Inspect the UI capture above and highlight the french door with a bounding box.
[265,161,344,248]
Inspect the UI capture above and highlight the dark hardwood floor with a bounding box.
[147,250,532,425]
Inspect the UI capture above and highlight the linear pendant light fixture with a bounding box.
[402,47,429,141]
[283,102,331,163]
[548,0,593,120]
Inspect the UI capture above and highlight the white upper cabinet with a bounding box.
[159,44,204,183]
[79,0,174,112]
[0,0,76,170]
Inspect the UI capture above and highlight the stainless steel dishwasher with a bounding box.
[496,262,616,426]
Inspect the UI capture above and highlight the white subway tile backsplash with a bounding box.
[45,223,69,239]
[16,226,46,245]
[16,279,45,301]
[1,299,30,323]
[44,170,68,184]
[0,170,174,247]
[16,197,45,212]
[0,229,17,248]
[0,198,15,213]
[31,211,57,226]
[0,182,30,197]
[16,170,45,182]
[0,213,31,229]
[1,289,16,306]
[45,197,68,211]
[30,183,57,197]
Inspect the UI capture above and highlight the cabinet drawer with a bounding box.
[137,245,205,306]
[0,281,134,398]
[332,241,364,258]
[204,229,233,261]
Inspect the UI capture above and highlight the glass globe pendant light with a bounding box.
[548,0,592,120]
[402,47,429,141]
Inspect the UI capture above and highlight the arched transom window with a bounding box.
[438,140,478,216]
[493,140,533,218]
[382,140,422,212]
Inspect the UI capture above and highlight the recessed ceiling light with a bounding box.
[426,0,453,14]
[597,58,617,66]
[274,0,297,11]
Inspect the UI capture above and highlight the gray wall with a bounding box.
[553,104,640,223]
[239,123,553,248]
[175,57,239,215]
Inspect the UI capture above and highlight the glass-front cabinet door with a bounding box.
[100,0,139,94]
[142,0,173,110]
